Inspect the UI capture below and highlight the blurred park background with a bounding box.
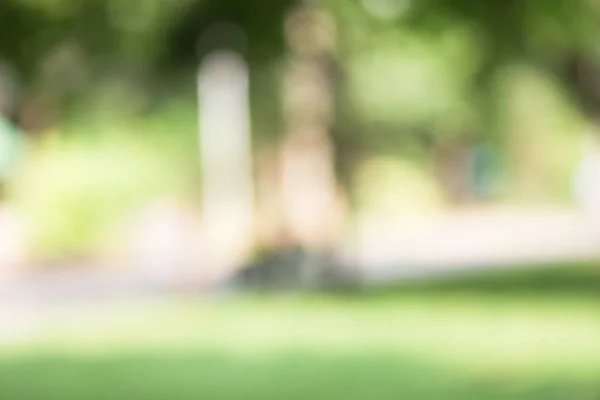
[0,0,600,398]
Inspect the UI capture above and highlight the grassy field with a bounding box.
[0,263,599,399]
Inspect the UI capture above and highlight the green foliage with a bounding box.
[354,156,443,216]
[348,42,457,128]
[499,66,585,201]
[2,0,600,262]
[12,139,170,258]
[10,96,199,260]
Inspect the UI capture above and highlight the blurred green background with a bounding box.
[0,0,597,260]
[1,1,600,399]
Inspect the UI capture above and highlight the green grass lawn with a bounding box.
[0,263,599,399]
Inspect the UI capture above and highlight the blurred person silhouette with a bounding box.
[468,141,507,201]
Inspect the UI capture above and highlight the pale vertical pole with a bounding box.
[197,50,255,280]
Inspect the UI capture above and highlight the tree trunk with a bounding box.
[278,2,344,253]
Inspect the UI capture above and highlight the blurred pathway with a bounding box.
[1,206,599,314]
[1,205,600,342]
[347,206,600,284]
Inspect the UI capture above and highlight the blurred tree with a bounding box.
[4,0,600,259]
[333,0,600,203]
[161,0,296,68]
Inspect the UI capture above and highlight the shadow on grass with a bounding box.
[0,351,597,400]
